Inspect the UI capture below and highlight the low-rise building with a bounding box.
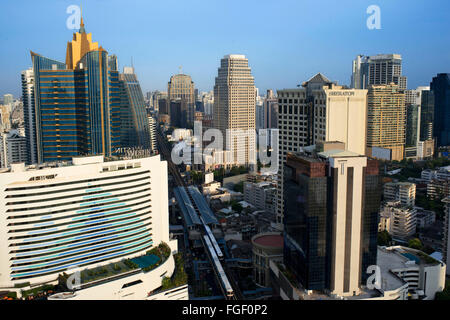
[384,182,416,207]
[269,246,445,300]
[427,179,450,200]
[415,207,436,229]
[244,181,276,214]
[380,201,417,242]
[251,233,283,287]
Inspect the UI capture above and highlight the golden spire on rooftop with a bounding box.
[65,8,99,70]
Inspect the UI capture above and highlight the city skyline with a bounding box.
[1,0,450,97]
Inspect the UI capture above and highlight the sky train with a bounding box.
[203,235,234,298]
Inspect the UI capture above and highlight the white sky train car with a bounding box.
[203,235,233,298]
[202,220,224,259]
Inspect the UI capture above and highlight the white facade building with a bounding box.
[384,182,416,207]
[244,181,276,215]
[0,155,185,300]
[0,130,27,168]
[381,201,417,242]
[148,116,157,154]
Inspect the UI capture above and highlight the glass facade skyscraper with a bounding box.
[119,67,151,150]
[283,146,381,296]
[22,14,149,163]
[430,73,450,147]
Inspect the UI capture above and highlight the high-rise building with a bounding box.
[443,196,450,276]
[404,86,435,159]
[148,90,167,112]
[3,94,13,107]
[430,73,450,147]
[148,116,157,154]
[366,84,406,161]
[406,104,421,147]
[351,54,407,90]
[283,144,381,296]
[168,74,195,127]
[0,105,12,131]
[0,155,184,300]
[0,130,27,168]
[276,74,368,225]
[420,90,435,141]
[201,90,214,116]
[21,68,37,164]
[24,14,122,163]
[118,66,151,151]
[263,89,278,129]
[213,54,256,167]
[22,13,153,164]
[255,102,264,130]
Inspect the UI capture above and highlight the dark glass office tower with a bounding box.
[118,67,151,150]
[283,145,381,296]
[420,90,435,141]
[283,155,328,290]
[406,104,420,147]
[430,73,450,147]
[360,160,382,283]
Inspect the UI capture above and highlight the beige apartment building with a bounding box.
[213,54,256,167]
[168,73,195,126]
[366,83,406,161]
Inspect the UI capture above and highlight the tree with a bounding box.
[233,181,244,193]
[423,245,435,255]
[231,202,243,213]
[435,281,450,300]
[408,238,423,250]
[377,230,392,246]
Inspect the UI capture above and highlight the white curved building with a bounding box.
[0,155,185,299]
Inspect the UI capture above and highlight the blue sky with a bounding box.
[1,0,449,97]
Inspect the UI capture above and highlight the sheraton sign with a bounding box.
[327,91,356,96]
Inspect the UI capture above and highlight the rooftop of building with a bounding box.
[381,246,443,267]
[318,149,362,158]
[0,154,159,174]
[252,233,283,249]
[385,181,416,187]
[224,54,247,59]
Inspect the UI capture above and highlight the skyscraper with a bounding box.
[213,54,256,167]
[430,73,450,147]
[0,130,27,168]
[168,73,195,127]
[366,84,406,161]
[21,68,37,164]
[406,104,420,147]
[3,94,13,107]
[276,74,368,225]
[420,90,435,141]
[263,89,278,129]
[351,54,407,90]
[25,14,122,163]
[21,13,155,163]
[283,144,381,296]
[118,66,151,150]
